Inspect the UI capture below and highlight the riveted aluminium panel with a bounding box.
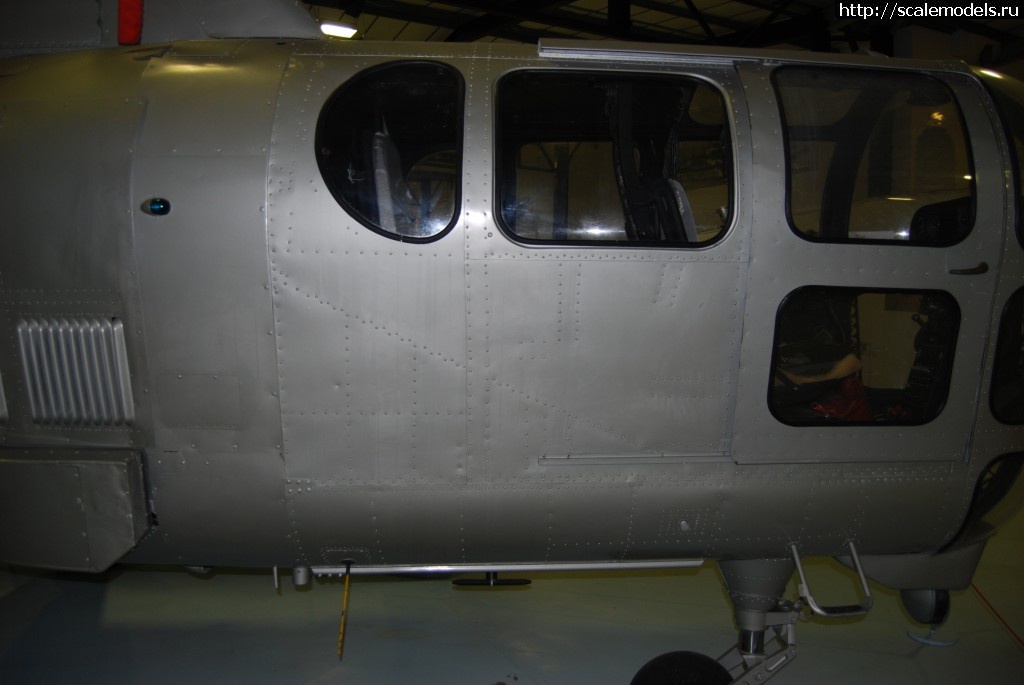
[268,52,471,491]
[266,48,475,566]
[462,56,752,482]
[131,40,287,446]
[465,258,744,482]
[125,42,292,566]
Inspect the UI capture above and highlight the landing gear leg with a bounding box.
[631,545,875,684]
[716,559,800,684]
[631,559,800,685]
[715,605,799,684]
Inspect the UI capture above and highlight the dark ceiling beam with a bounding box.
[492,22,593,44]
[443,0,569,42]
[313,1,1024,54]
[317,0,596,43]
[716,11,830,50]
[434,0,700,43]
[725,0,810,18]
[681,0,717,43]
[608,0,632,39]
[320,1,367,16]
[317,0,608,42]
[632,0,747,32]
[313,0,780,44]
[741,0,794,45]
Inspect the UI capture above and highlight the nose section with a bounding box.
[960,455,1024,543]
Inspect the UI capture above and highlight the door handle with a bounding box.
[949,262,988,275]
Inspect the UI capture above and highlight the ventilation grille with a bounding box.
[17,318,135,426]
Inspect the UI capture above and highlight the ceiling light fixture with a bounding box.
[321,22,358,39]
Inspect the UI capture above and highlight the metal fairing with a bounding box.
[0,447,148,572]
[0,39,1021,588]
[0,48,148,451]
[128,41,293,564]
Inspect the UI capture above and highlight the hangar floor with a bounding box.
[2,511,1022,684]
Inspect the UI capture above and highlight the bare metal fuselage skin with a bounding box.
[0,39,1021,584]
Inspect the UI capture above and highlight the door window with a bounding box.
[497,71,733,245]
[775,68,974,244]
[771,287,960,425]
[316,61,462,242]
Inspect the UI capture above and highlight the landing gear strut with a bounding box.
[632,543,874,684]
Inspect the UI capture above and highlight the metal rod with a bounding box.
[312,558,704,577]
[337,561,352,660]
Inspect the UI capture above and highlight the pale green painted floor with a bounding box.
[2,511,1022,684]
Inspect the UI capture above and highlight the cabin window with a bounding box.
[991,288,1024,424]
[497,71,732,245]
[775,68,974,244]
[316,61,462,242]
[770,287,959,425]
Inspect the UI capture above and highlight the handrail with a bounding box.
[791,541,874,618]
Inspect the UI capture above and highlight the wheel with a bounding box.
[900,588,951,626]
[901,589,958,647]
[630,651,732,685]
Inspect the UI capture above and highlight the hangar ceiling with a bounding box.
[307,0,1024,65]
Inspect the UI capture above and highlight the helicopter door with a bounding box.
[732,65,1004,464]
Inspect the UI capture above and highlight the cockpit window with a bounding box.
[316,61,462,242]
[497,71,732,245]
[770,287,959,426]
[775,68,974,244]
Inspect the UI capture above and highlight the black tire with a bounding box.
[900,588,952,626]
[630,651,732,685]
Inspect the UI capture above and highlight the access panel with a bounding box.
[0,448,149,572]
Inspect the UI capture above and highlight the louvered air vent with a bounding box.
[16,318,135,426]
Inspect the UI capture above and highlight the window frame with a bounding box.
[314,60,465,244]
[976,69,1024,250]
[494,68,737,249]
[773,66,977,247]
[768,285,961,428]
